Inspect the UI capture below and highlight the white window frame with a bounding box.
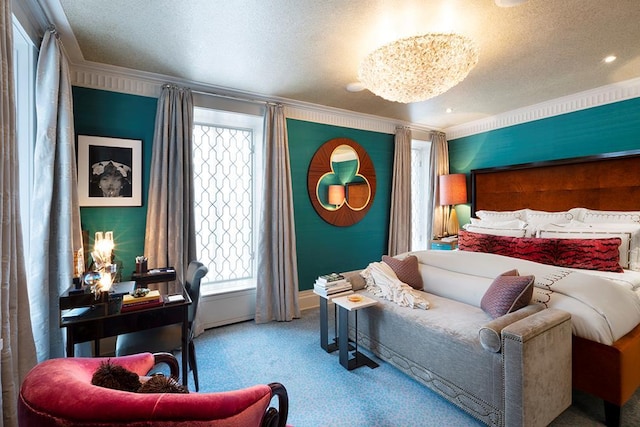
[192,107,264,296]
[13,16,37,259]
[411,138,432,251]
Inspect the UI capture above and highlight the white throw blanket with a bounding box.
[362,261,430,310]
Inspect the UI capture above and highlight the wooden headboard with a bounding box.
[470,150,640,216]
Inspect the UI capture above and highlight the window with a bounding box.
[13,17,37,258]
[411,139,432,250]
[192,107,263,294]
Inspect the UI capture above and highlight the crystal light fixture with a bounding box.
[358,33,478,103]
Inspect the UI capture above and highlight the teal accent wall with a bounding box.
[73,87,157,279]
[449,97,640,225]
[287,119,395,291]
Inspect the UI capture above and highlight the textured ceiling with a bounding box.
[56,0,640,130]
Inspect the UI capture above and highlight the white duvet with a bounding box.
[408,249,640,345]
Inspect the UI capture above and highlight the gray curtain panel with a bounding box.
[387,126,412,256]
[255,104,300,323]
[429,131,450,240]
[144,85,196,290]
[0,3,36,425]
[29,28,82,365]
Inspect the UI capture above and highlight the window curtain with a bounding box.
[29,27,82,365]
[387,126,412,256]
[428,131,450,240]
[1,3,37,425]
[144,85,196,290]
[255,104,300,323]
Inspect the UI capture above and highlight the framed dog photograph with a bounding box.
[77,135,142,207]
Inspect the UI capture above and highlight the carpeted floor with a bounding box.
[180,308,640,426]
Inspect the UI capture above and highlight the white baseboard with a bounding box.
[299,289,320,312]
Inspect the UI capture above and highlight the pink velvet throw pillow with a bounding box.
[382,255,424,290]
[481,269,534,319]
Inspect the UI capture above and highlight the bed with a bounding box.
[466,149,640,426]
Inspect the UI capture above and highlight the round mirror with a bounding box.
[316,145,371,211]
[307,138,376,227]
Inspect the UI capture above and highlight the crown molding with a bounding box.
[71,59,640,141]
[70,61,414,135]
[444,77,640,140]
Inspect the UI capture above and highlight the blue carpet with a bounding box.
[181,308,640,426]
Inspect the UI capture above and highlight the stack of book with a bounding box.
[314,273,352,297]
[121,289,163,313]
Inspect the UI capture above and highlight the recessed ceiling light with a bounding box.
[346,82,365,92]
[446,108,453,113]
[603,55,617,63]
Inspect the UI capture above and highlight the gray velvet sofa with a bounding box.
[341,262,572,427]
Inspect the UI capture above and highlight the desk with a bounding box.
[60,281,191,387]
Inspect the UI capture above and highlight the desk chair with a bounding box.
[116,261,208,390]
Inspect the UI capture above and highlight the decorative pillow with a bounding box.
[138,375,189,394]
[382,255,423,290]
[582,209,640,224]
[464,225,527,238]
[459,231,624,272]
[91,360,142,392]
[538,226,632,269]
[481,270,534,319]
[553,237,624,273]
[475,209,526,221]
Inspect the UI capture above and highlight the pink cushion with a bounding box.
[382,255,424,290]
[481,270,534,319]
[459,230,623,272]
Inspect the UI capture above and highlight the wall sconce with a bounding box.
[439,174,467,236]
[328,184,345,207]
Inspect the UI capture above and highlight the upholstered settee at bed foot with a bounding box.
[341,258,573,427]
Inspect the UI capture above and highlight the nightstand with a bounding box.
[430,237,458,250]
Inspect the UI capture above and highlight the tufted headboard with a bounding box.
[470,150,640,217]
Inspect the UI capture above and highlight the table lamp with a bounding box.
[439,174,467,236]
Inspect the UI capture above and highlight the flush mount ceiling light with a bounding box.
[357,33,478,103]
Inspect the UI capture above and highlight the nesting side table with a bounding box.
[332,294,379,370]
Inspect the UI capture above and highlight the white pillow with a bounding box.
[475,209,525,221]
[537,225,635,270]
[469,218,527,229]
[582,209,640,224]
[465,225,527,238]
[524,209,574,224]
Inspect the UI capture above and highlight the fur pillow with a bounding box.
[91,360,142,392]
[382,255,423,290]
[481,269,534,319]
[92,360,188,394]
[138,374,189,394]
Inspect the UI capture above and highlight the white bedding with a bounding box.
[409,249,640,345]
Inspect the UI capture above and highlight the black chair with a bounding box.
[116,261,208,390]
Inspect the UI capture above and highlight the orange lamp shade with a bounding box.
[328,184,345,206]
[439,174,467,206]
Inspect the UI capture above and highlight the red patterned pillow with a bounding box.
[554,237,623,273]
[459,231,623,272]
[481,270,534,319]
[458,230,516,256]
[382,255,423,290]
